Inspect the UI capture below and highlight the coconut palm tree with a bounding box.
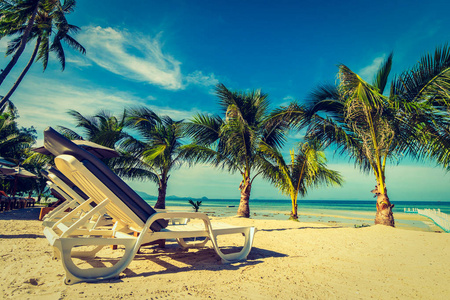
[390,45,450,171]
[0,111,35,160]
[0,0,40,86]
[0,111,36,194]
[57,109,129,149]
[184,83,289,217]
[22,149,49,201]
[0,0,85,109]
[277,45,450,227]
[262,140,343,220]
[116,107,187,209]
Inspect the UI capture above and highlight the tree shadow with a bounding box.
[0,233,44,239]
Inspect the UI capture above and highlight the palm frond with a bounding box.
[372,52,393,94]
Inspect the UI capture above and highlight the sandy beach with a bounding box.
[1,207,449,299]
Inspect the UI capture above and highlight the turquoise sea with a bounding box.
[146,199,450,231]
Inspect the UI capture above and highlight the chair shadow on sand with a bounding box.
[68,243,287,284]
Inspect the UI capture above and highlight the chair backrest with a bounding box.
[42,168,90,200]
[43,127,167,232]
[49,185,66,202]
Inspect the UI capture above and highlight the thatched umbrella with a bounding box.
[11,166,37,196]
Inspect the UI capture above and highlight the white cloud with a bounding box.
[66,57,92,67]
[0,38,10,56]
[358,55,386,82]
[12,76,203,141]
[77,26,183,90]
[280,95,296,106]
[185,70,219,87]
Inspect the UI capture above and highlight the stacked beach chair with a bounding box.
[41,127,256,284]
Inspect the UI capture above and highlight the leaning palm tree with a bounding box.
[116,107,187,209]
[184,83,288,217]
[0,0,40,86]
[0,0,85,109]
[263,140,343,220]
[278,45,450,227]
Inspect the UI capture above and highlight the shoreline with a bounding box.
[164,205,444,233]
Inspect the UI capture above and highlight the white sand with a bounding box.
[1,208,449,299]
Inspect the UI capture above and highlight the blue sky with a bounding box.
[1,0,450,201]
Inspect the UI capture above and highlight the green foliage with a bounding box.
[276,45,450,198]
[57,109,132,170]
[0,112,36,161]
[0,0,85,109]
[184,83,289,216]
[0,112,37,196]
[58,109,130,149]
[354,223,370,228]
[268,141,343,198]
[188,199,202,212]
[118,107,186,180]
[1,0,85,71]
[262,140,343,220]
[115,107,192,208]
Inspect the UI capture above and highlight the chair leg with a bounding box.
[56,237,140,285]
[176,237,210,248]
[209,227,256,263]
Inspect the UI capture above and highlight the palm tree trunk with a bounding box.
[290,195,298,220]
[372,183,395,226]
[0,36,41,109]
[154,180,167,209]
[0,1,39,87]
[237,176,251,217]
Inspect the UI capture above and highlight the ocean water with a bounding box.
[147,198,450,215]
[145,198,450,231]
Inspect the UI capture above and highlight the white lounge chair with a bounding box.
[41,167,110,228]
[42,127,256,284]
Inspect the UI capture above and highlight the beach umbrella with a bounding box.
[0,165,16,193]
[12,166,38,178]
[10,166,37,196]
[0,165,17,176]
[0,156,16,167]
[32,140,119,159]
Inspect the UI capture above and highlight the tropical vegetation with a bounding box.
[0,0,85,109]
[184,83,289,217]
[0,110,37,196]
[275,45,450,226]
[188,199,202,212]
[263,140,343,220]
[115,107,189,209]
[57,109,129,150]
[0,1,449,227]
